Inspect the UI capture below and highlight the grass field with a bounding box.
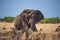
[36,23,60,32]
[0,22,60,40]
[0,22,60,32]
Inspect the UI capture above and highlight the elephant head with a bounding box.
[28,10,44,31]
[14,9,44,31]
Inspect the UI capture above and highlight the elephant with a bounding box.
[14,9,44,31]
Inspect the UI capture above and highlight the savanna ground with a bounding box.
[0,22,60,40]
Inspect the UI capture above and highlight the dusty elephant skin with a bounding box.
[14,9,44,31]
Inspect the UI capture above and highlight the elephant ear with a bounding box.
[34,10,44,23]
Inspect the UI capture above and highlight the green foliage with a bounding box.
[40,17,60,23]
[0,16,15,22]
[4,17,15,22]
[0,18,4,21]
[0,16,60,23]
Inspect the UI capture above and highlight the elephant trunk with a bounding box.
[29,18,37,31]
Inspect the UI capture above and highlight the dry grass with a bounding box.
[0,22,60,40]
[36,23,60,32]
[0,22,60,32]
[0,22,14,27]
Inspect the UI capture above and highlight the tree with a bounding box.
[4,17,15,22]
[40,17,60,23]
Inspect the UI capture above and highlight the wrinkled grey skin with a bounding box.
[14,9,44,31]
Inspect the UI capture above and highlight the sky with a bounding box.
[0,0,60,18]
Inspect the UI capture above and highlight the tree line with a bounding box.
[40,17,60,23]
[0,17,60,23]
[0,17,15,22]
